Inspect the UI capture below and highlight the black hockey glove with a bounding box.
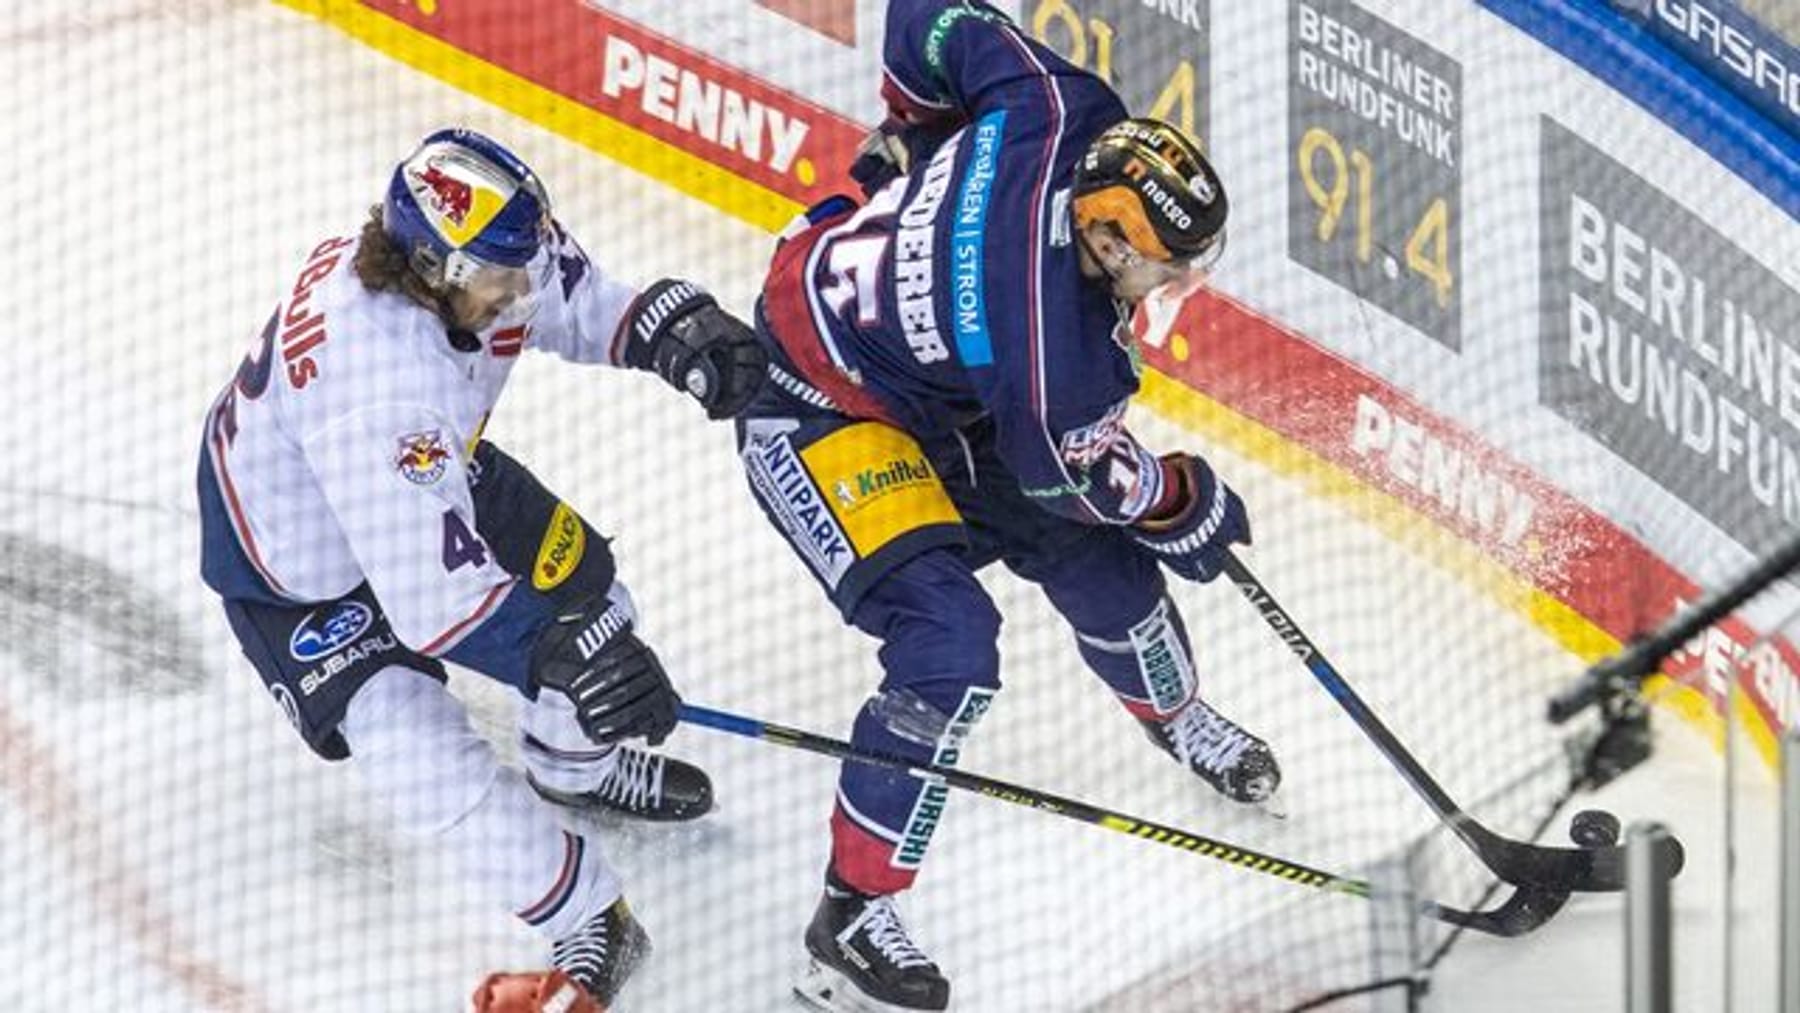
[849,120,913,197]
[1132,452,1251,583]
[621,279,766,419]
[847,118,957,197]
[530,597,681,746]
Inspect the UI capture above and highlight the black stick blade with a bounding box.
[1424,884,1572,938]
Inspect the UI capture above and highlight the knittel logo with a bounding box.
[831,456,935,512]
[395,430,451,485]
[289,601,374,663]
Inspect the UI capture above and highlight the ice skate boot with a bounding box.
[551,897,650,1005]
[795,884,950,1012]
[1141,698,1281,804]
[530,744,713,822]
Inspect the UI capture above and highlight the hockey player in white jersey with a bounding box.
[197,128,764,1004]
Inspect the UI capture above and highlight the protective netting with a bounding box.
[4,2,1792,1011]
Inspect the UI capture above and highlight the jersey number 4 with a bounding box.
[441,510,489,572]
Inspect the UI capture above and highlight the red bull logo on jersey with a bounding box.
[395,430,452,485]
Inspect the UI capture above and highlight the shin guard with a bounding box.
[830,685,995,895]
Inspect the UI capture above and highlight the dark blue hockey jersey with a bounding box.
[760,0,1170,526]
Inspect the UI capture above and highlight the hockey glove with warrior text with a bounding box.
[621,279,765,419]
[531,596,680,746]
[1132,452,1250,583]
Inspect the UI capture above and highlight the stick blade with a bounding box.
[1467,821,1686,894]
[1425,883,1571,938]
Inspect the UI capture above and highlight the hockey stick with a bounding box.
[1219,551,1685,894]
[678,702,1572,937]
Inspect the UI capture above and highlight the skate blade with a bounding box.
[793,959,941,1013]
[1194,787,1287,822]
[1199,779,1288,820]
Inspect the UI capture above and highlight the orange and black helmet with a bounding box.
[1073,118,1227,263]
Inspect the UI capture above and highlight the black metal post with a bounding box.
[1625,821,1674,1013]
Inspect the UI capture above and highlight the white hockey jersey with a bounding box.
[202,226,638,654]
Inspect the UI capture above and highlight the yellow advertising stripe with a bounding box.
[277,0,1776,768]
[798,423,961,557]
[273,0,803,233]
[1734,686,1778,769]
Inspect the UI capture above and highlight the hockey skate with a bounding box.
[550,896,650,1005]
[1141,699,1281,804]
[530,745,713,822]
[795,887,950,1012]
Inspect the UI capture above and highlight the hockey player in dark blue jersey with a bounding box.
[736,3,1280,1008]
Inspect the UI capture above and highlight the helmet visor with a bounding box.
[445,246,553,330]
[1112,228,1225,305]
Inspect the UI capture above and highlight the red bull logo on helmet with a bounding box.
[418,165,473,226]
[404,150,509,249]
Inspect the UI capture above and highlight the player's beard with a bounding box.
[446,287,525,332]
